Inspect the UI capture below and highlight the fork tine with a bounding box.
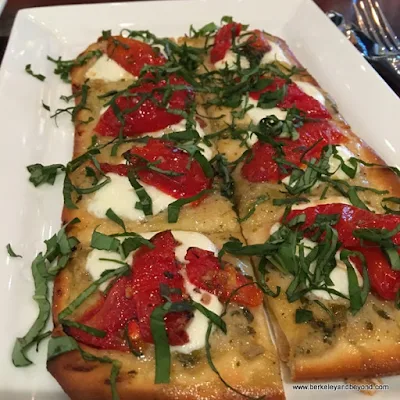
[371,0,400,51]
[353,0,386,52]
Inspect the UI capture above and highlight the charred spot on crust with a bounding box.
[127,370,137,376]
[65,364,97,372]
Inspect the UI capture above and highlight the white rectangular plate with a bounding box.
[0,0,399,399]
[0,1,6,16]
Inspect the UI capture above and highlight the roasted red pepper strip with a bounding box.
[185,247,263,307]
[250,77,331,120]
[68,276,137,351]
[246,29,271,53]
[210,22,242,63]
[100,139,212,199]
[69,232,190,349]
[285,204,400,300]
[95,74,193,137]
[241,121,344,182]
[106,36,166,76]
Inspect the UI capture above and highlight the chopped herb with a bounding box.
[151,301,191,384]
[90,231,120,252]
[257,84,287,109]
[6,244,22,258]
[340,250,370,314]
[238,195,268,222]
[295,308,313,323]
[27,163,65,187]
[12,221,80,366]
[167,189,212,223]
[47,50,102,83]
[42,101,51,111]
[106,208,126,232]
[61,320,106,338]
[127,170,153,216]
[25,64,46,81]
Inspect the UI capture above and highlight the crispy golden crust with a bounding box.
[50,232,284,400]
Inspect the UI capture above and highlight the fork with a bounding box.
[353,0,400,55]
[353,0,400,78]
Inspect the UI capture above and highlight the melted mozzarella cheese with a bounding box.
[214,50,250,70]
[173,231,218,262]
[85,249,133,291]
[87,173,176,221]
[293,80,325,106]
[171,271,223,354]
[260,41,290,65]
[85,55,135,82]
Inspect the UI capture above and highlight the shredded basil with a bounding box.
[27,163,65,187]
[25,64,46,81]
[295,308,313,323]
[12,220,80,366]
[105,208,126,232]
[238,195,268,222]
[47,50,102,83]
[47,336,121,400]
[90,231,120,252]
[150,301,191,384]
[42,101,51,111]
[127,170,153,216]
[6,244,22,258]
[168,189,212,223]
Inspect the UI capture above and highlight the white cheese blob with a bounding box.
[293,80,326,106]
[85,54,135,82]
[260,41,290,65]
[309,252,363,301]
[171,271,223,354]
[173,231,218,262]
[85,249,133,291]
[87,173,176,221]
[214,50,250,70]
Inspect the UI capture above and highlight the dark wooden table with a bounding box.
[1,0,399,77]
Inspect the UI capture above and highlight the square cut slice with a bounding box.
[49,230,284,399]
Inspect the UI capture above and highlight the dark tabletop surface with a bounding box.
[0,0,399,88]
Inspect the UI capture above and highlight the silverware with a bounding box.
[353,0,400,77]
[353,0,400,55]
[327,8,400,93]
